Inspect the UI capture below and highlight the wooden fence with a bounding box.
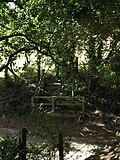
[32,96,85,113]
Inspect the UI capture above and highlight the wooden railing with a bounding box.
[32,96,85,113]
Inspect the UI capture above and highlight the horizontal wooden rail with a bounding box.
[33,96,83,99]
[32,96,85,113]
[38,103,82,106]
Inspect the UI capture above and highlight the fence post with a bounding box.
[52,96,55,112]
[59,132,64,160]
[19,128,27,160]
[1,147,4,160]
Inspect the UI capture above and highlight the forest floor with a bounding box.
[0,110,120,160]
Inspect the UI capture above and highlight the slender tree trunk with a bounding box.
[37,54,41,83]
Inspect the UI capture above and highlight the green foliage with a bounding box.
[0,77,33,115]
[3,97,31,115]
[0,131,71,160]
[27,137,71,160]
[0,78,4,89]
[19,66,38,84]
[0,134,18,159]
[0,0,120,114]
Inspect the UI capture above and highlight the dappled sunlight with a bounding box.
[0,0,120,159]
[93,122,105,127]
[7,2,16,9]
[0,111,119,159]
[65,142,98,160]
[0,72,4,78]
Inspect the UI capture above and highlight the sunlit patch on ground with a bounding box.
[0,127,99,160]
[65,142,98,160]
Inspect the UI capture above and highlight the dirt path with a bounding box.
[0,127,98,160]
[0,112,119,160]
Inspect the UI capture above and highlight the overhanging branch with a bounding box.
[0,33,69,71]
[0,47,37,72]
[0,46,61,72]
[0,33,50,48]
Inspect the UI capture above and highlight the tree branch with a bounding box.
[0,46,59,72]
[0,33,50,48]
[0,33,69,71]
[0,47,37,72]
